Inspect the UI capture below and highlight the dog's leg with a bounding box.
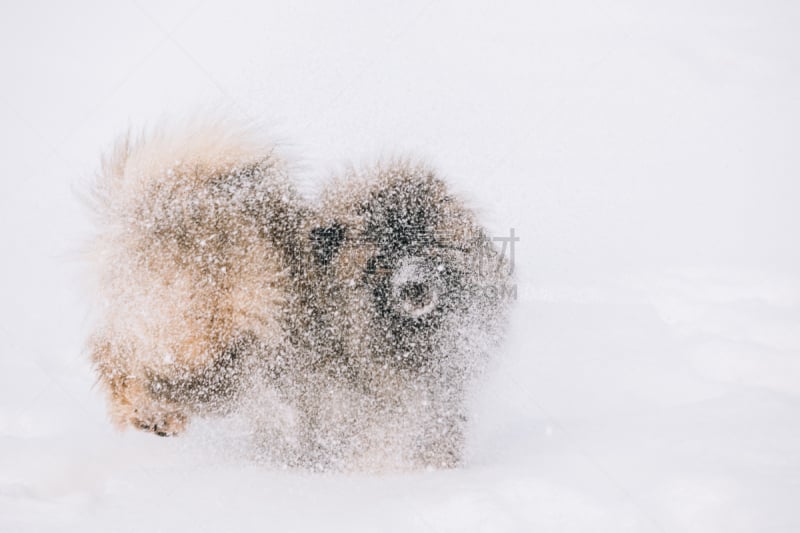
[90,337,189,436]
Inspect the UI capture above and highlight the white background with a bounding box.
[1,1,799,531]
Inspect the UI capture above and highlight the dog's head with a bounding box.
[307,161,508,369]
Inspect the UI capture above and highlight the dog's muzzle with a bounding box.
[390,256,444,319]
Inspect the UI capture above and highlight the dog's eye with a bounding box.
[365,256,378,275]
[310,223,346,266]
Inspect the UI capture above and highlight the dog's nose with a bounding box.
[399,281,429,305]
[390,257,442,318]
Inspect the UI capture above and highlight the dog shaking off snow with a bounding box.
[88,121,512,470]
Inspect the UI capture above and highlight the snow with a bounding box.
[1,1,799,531]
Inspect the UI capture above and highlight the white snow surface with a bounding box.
[1,1,799,531]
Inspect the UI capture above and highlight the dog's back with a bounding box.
[88,121,303,435]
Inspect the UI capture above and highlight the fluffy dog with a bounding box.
[88,125,511,470]
[284,160,512,469]
[88,122,306,436]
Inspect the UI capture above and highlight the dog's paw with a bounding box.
[130,409,188,437]
[103,375,190,436]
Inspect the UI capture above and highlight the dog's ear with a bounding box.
[310,223,346,266]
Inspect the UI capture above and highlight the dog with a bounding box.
[87,125,511,470]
